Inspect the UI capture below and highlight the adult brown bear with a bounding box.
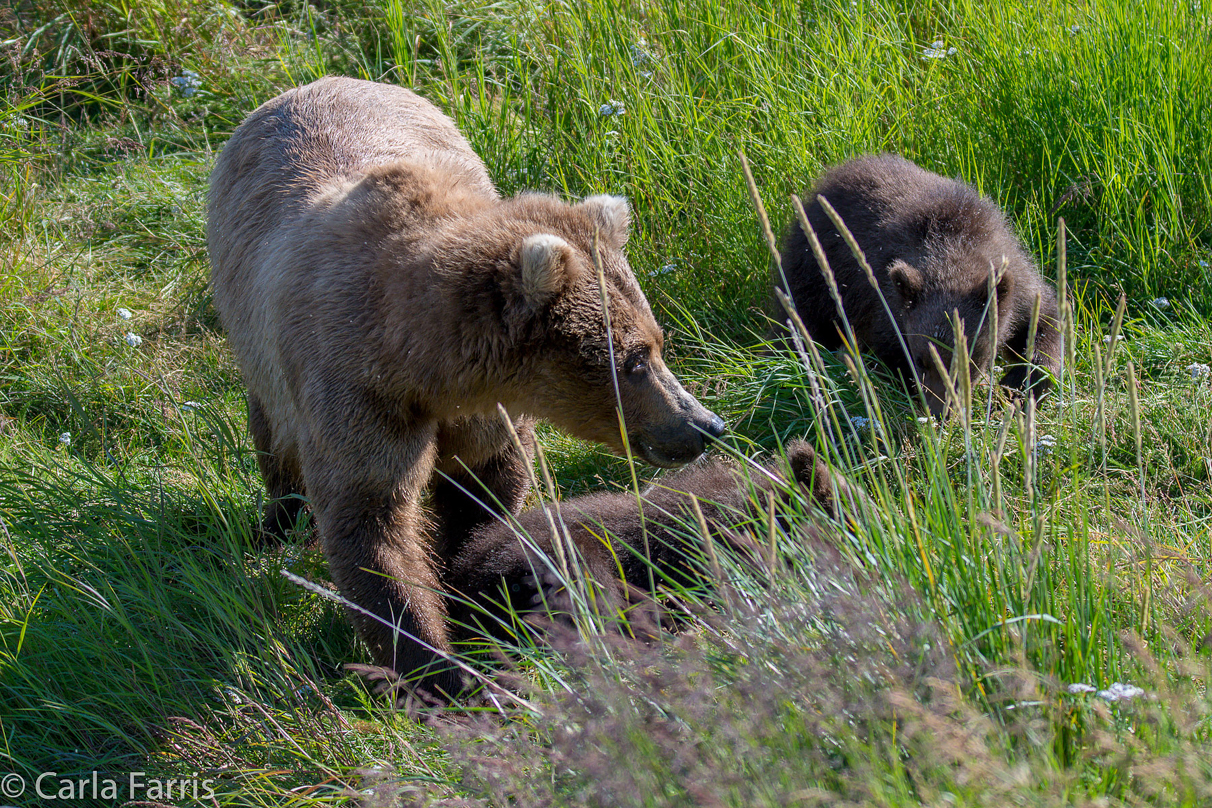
[449,441,849,640]
[207,77,724,695]
[780,154,1061,416]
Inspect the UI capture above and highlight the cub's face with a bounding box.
[886,254,1015,416]
[505,196,725,467]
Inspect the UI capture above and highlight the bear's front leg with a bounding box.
[248,394,306,548]
[431,414,536,560]
[306,425,465,697]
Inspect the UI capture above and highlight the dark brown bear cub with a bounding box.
[780,154,1061,415]
[448,442,845,638]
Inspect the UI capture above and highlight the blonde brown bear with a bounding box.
[207,77,724,695]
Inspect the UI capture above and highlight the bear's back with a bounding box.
[207,79,508,456]
[804,154,1021,284]
[208,78,496,284]
[780,154,1029,351]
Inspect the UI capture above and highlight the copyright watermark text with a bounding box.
[0,771,216,802]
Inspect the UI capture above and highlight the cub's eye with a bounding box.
[624,351,648,376]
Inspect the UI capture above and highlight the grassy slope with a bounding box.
[1,0,1211,804]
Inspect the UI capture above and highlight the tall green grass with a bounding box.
[1,0,1211,804]
[339,0,1212,324]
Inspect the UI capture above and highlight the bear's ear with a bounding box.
[887,260,923,307]
[579,195,630,248]
[785,439,838,519]
[520,233,578,306]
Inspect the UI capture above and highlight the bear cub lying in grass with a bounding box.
[448,441,849,639]
[780,154,1062,416]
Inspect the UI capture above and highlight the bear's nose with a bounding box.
[700,413,727,443]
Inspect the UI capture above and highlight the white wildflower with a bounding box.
[116,307,133,320]
[630,39,656,75]
[1097,682,1145,702]
[599,99,625,117]
[850,415,871,431]
[124,332,143,347]
[1103,334,1124,345]
[650,262,676,277]
[1005,700,1046,710]
[59,432,72,446]
[991,365,1004,375]
[922,40,958,59]
[1188,363,1210,380]
[1066,683,1096,695]
[1151,297,1170,309]
[1068,24,1081,34]
[1035,434,1057,456]
[170,69,202,98]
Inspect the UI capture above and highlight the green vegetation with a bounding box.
[2,0,1211,804]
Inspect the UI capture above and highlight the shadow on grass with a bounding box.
[0,446,369,784]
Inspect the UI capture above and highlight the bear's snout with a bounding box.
[630,373,726,468]
[702,413,727,441]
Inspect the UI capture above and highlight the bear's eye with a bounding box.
[624,351,648,376]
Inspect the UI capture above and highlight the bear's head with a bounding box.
[878,189,1030,417]
[489,194,725,467]
[886,254,1023,416]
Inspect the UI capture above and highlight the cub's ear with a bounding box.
[887,259,923,306]
[579,195,630,248]
[785,439,838,519]
[786,440,820,487]
[520,233,578,306]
